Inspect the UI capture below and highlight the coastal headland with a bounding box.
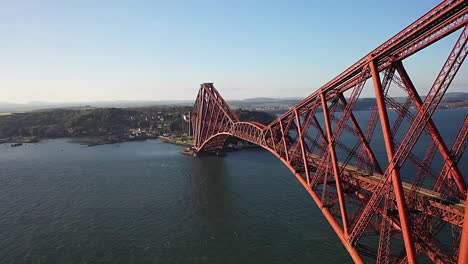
[0,106,276,149]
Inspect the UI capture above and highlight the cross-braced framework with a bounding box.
[191,1,468,263]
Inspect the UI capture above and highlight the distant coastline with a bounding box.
[1,92,467,114]
[2,106,464,149]
[0,106,275,149]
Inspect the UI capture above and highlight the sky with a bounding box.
[0,0,466,103]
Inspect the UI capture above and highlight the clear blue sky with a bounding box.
[0,0,465,103]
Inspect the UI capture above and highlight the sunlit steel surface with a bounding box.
[191,1,467,263]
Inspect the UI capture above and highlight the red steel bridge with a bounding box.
[190,1,468,263]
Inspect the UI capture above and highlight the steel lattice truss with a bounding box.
[191,1,468,263]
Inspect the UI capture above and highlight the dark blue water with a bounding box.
[0,140,350,263]
[0,109,466,263]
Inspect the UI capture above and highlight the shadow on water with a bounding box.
[190,156,226,222]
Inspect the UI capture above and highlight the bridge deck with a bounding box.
[236,133,465,220]
[302,152,465,225]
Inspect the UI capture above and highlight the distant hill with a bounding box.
[228,92,468,112]
[441,92,468,102]
[0,106,276,140]
[0,106,195,139]
[1,92,466,113]
[0,100,193,113]
[234,109,276,125]
[240,97,280,103]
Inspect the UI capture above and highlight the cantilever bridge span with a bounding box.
[191,1,468,263]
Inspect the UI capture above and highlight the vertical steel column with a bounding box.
[294,108,311,185]
[279,120,290,162]
[321,92,349,235]
[200,88,212,146]
[292,107,315,156]
[370,59,417,263]
[268,127,278,153]
[458,192,468,264]
[195,88,205,148]
[192,95,198,147]
[199,86,208,148]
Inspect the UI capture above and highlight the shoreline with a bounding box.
[68,135,160,147]
[0,135,195,148]
[158,136,193,147]
[3,135,271,157]
[0,136,39,146]
[0,136,159,147]
[0,135,262,154]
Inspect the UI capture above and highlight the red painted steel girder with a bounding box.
[191,1,467,263]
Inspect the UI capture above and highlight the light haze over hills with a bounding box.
[1,92,467,113]
[0,1,466,103]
